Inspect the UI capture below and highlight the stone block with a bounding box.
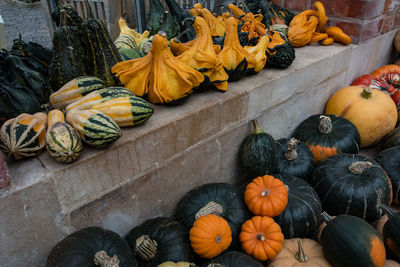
[394,5,400,27]
[359,18,384,43]
[0,152,10,189]
[0,15,5,49]
[381,12,395,34]
[310,0,385,19]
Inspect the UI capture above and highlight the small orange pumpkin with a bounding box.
[239,216,284,261]
[189,214,232,259]
[244,175,288,217]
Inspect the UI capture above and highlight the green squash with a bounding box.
[164,0,196,42]
[375,147,400,204]
[239,120,277,177]
[46,226,137,267]
[147,0,180,39]
[266,31,295,69]
[119,48,144,60]
[115,34,138,50]
[125,217,194,266]
[381,127,400,150]
[51,0,83,27]
[380,205,400,261]
[200,251,263,267]
[320,212,386,267]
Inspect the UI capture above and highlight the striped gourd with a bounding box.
[91,95,154,127]
[49,76,106,110]
[46,109,83,163]
[65,87,134,112]
[0,112,47,159]
[66,109,121,148]
[114,34,138,50]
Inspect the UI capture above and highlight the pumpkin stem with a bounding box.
[321,211,333,223]
[135,235,158,261]
[195,201,224,219]
[252,120,264,134]
[261,189,270,196]
[94,250,120,267]
[318,115,332,134]
[295,240,308,263]
[215,235,222,243]
[284,138,299,160]
[256,233,265,241]
[361,86,373,99]
[349,161,372,174]
[84,0,94,19]
[379,204,395,218]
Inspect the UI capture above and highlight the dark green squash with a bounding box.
[82,0,122,87]
[200,251,263,267]
[266,31,295,69]
[380,205,400,261]
[311,154,392,222]
[275,138,315,180]
[292,114,361,164]
[125,217,194,266]
[147,0,180,39]
[239,120,277,177]
[273,173,322,239]
[174,183,251,251]
[381,128,400,150]
[164,0,196,42]
[118,48,144,60]
[51,0,83,27]
[46,226,137,267]
[48,10,89,91]
[375,147,400,205]
[320,212,386,267]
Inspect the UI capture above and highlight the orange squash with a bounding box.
[189,214,232,259]
[239,216,284,261]
[326,26,352,45]
[325,86,397,147]
[288,10,319,47]
[244,175,288,217]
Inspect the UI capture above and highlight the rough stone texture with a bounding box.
[0,152,10,189]
[1,30,399,267]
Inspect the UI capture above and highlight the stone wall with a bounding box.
[273,0,400,43]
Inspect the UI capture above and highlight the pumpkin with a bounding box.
[266,30,295,69]
[0,112,46,159]
[292,114,361,164]
[112,33,204,104]
[273,173,322,238]
[46,110,82,163]
[189,214,232,259]
[380,205,400,261]
[126,217,194,266]
[46,226,136,267]
[311,153,392,222]
[239,216,284,261]
[244,175,288,217]
[326,26,352,45]
[382,128,400,149]
[268,238,331,266]
[239,120,278,177]
[386,260,400,267]
[371,64,400,89]
[200,251,263,267]
[158,262,195,267]
[375,147,400,204]
[325,86,397,148]
[320,212,386,267]
[275,138,315,180]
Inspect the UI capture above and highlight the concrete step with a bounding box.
[1,30,399,266]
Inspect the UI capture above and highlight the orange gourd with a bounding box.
[244,175,288,217]
[288,10,319,47]
[326,26,352,45]
[189,214,232,259]
[314,1,327,32]
[239,216,284,261]
[321,37,334,46]
[244,35,270,73]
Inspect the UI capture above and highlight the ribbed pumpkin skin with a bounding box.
[375,147,400,204]
[49,76,106,110]
[200,251,263,267]
[174,183,250,250]
[125,217,194,266]
[275,138,315,180]
[321,214,386,267]
[66,109,121,148]
[292,114,360,164]
[0,113,46,159]
[311,154,392,222]
[46,122,83,163]
[382,209,400,261]
[46,226,136,267]
[381,128,400,150]
[273,174,322,238]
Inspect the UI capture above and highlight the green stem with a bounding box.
[295,240,308,263]
[361,86,372,99]
[321,211,333,223]
[379,204,395,218]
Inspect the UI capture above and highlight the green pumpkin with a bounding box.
[381,127,400,150]
[46,226,137,267]
[125,217,194,266]
[320,212,386,267]
[380,205,400,261]
[375,147,400,204]
[200,251,263,267]
[239,120,277,177]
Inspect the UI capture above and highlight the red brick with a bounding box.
[283,0,309,11]
[394,5,400,27]
[359,18,384,42]
[381,12,395,34]
[0,152,10,189]
[310,0,385,20]
[386,0,400,12]
[271,0,283,6]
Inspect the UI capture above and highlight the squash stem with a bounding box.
[94,250,120,267]
[195,201,224,219]
[321,211,333,223]
[361,86,373,99]
[252,120,264,134]
[295,240,308,263]
[318,115,332,134]
[379,204,395,218]
[256,233,265,241]
[135,235,158,261]
[284,138,298,160]
[348,161,372,175]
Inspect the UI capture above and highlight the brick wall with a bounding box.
[272,0,400,43]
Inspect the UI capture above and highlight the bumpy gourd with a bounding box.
[244,35,270,73]
[112,33,204,104]
[194,7,225,37]
[288,10,319,47]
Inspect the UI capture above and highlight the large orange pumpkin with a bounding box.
[189,214,232,259]
[239,216,284,261]
[244,175,288,217]
[325,86,397,147]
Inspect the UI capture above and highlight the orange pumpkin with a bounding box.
[239,216,284,261]
[244,175,288,217]
[325,86,397,147]
[189,214,232,259]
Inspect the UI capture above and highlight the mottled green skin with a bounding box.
[164,0,196,42]
[266,33,295,69]
[375,147,400,204]
[381,127,400,150]
[200,251,263,267]
[382,206,400,260]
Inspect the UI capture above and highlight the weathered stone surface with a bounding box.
[0,152,10,189]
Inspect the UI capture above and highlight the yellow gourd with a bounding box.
[244,35,270,73]
[288,10,319,47]
[326,26,352,45]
